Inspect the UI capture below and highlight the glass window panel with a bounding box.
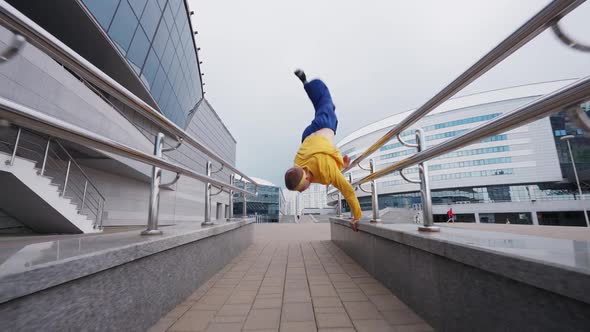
[140,0,161,39]
[141,47,159,88]
[127,0,147,18]
[157,0,167,10]
[152,22,169,59]
[151,65,166,102]
[170,24,180,47]
[127,26,150,71]
[108,0,138,52]
[176,12,187,36]
[163,3,175,30]
[82,0,120,30]
[170,0,183,16]
[161,42,175,74]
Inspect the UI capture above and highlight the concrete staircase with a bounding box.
[0,151,100,233]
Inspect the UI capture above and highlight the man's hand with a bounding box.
[349,218,360,232]
[343,155,350,169]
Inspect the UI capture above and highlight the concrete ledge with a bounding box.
[331,218,590,331]
[0,219,254,331]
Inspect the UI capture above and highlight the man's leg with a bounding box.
[295,70,338,142]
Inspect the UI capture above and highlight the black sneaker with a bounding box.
[294,69,307,84]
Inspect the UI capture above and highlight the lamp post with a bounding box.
[560,135,589,226]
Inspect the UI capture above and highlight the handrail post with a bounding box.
[202,160,214,226]
[99,199,104,230]
[369,158,381,223]
[228,174,234,221]
[40,138,50,175]
[8,127,21,166]
[80,180,87,214]
[415,129,439,232]
[62,159,71,197]
[242,192,247,218]
[336,192,342,218]
[142,133,164,235]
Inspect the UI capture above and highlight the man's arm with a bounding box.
[332,171,362,220]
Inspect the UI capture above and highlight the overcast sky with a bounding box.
[189,0,590,187]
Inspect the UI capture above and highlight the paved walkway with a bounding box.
[149,229,432,332]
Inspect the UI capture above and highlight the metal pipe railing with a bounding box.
[0,1,259,188]
[344,0,585,173]
[0,96,255,197]
[353,76,590,187]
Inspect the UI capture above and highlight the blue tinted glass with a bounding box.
[170,25,180,47]
[127,0,147,17]
[157,0,167,10]
[163,2,175,29]
[169,0,183,16]
[169,54,180,83]
[141,48,160,88]
[176,10,187,35]
[151,65,166,101]
[140,0,161,38]
[159,80,173,109]
[152,22,169,59]
[108,0,138,52]
[82,0,120,30]
[161,42,175,73]
[127,27,150,72]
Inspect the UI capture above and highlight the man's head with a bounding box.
[285,166,311,192]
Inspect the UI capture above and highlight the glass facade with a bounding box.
[550,103,590,182]
[81,0,202,127]
[233,180,282,222]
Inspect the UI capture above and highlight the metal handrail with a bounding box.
[0,1,259,188]
[352,76,590,186]
[0,96,255,196]
[53,140,105,200]
[344,0,585,173]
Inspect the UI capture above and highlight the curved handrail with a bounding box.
[0,2,258,188]
[0,96,255,196]
[53,140,105,201]
[343,0,585,173]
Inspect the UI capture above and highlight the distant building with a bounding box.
[302,183,329,209]
[233,177,284,222]
[334,80,590,226]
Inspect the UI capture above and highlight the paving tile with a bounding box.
[284,289,312,303]
[312,297,343,308]
[243,308,281,330]
[382,309,426,326]
[192,294,230,310]
[343,301,383,320]
[314,306,347,314]
[211,315,247,324]
[336,289,369,302]
[351,277,377,284]
[206,287,234,296]
[310,285,338,297]
[353,319,396,332]
[253,297,283,309]
[216,304,251,317]
[281,302,315,322]
[146,317,176,332]
[280,321,318,332]
[396,323,435,332]
[368,294,409,311]
[259,286,283,294]
[168,310,217,332]
[165,305,191,319]
[317,328,355,332]
[204,322,243,332]
[358,283,391,295]
[227,290,258,304]
[331,281,359,290]
[328,274,351,282]
[315,313,353,328]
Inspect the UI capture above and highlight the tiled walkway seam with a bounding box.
[150,239,432,332]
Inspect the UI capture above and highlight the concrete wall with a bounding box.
[331,221,590,332]
[0,222,254,332]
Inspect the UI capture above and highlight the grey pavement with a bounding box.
[149,224,432,332]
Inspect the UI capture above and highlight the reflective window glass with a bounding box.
[127,0,147,17]
[152,22,169,59]
[157,0,167,10]
[170,24,180,47]
[141,48,160,88]
[169,0,183,16]
[151,65,166,101]
[140,0,161,38]
[161,42,175,74]
[82,0,120,30]
[127,27,150,72]
[163,3,175,29]
[108,0,138,52]
[176,11,187,36]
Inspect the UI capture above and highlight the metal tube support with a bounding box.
[228,174,234,221]
[562,137,589,226]
[369,159,381,223]
[80,180,87,213]
[415,129,439,232]
[337,192,343,218]
[99,199,104,229]
[242,193,247,218]
[40,138,50,175]
[8,127,21,166]
[142,133,164,235]
[202,160,214,226]
[62,159,71,197]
